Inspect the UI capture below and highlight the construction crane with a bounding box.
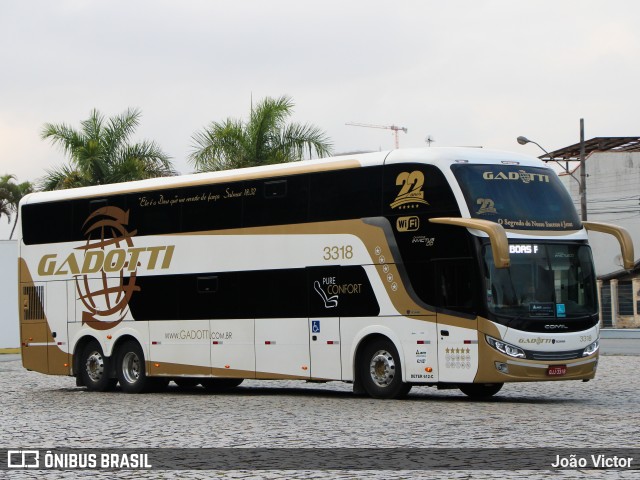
[346,122,408,149]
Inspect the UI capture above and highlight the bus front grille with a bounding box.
[526,349,584,361]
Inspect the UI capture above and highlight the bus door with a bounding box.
[253,267,311,380]
[148,319,212,377]
[146,274,214,378]
[210,318,255,379]
[433,258,479,383]
[307,267,342,380]
[46,280,71,375]
[255,316,311,379]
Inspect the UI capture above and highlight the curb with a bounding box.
[600,329,640,339]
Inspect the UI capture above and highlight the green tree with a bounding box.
[41,108,175,190]
[0,191,11,226]
[0,174,35,239]
[189,95,333,172]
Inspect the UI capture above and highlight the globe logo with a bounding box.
[75,206,140,331]
[518,170,532,184]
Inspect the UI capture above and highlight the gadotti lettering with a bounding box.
[482,171,550,183]
[518,337,553,345]
[37,246,175,276]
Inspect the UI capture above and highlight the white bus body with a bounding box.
[18,148,633,398]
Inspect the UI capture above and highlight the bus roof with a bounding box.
[21,147,546,205]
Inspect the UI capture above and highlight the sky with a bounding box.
[1,0,640,237]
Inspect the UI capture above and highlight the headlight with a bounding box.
[486,335,525,358]
[582,340,599,357]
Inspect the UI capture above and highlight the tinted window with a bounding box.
[22,201,74,245]
[483,243,597,318]
[310,167,382,221]
[243,176,309,227]
[451,164,580,231]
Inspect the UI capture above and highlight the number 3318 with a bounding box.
[323,245,353,260]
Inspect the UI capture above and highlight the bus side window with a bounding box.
[436,259,476,313]
[89,199,108,208]
[243,175,308,227]
[197,276,219,294]
[264,180,287,198]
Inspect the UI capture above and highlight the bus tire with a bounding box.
[358,338,412,399]
[115,340,153,394]
[459,383,503,399]
[79,340,117,392]
[201,378,243,392]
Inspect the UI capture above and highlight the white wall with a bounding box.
[0,240,19,348]
[560,152,640,276]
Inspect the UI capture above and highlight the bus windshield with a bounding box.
[483,243,597,319]
[451,164,581,231]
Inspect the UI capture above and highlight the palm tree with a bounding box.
[189,95,333,172]
[0,193,11,226]
[0,174,35,239]
[41,108,175,190]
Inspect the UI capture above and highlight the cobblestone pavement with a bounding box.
[1,354,639,480]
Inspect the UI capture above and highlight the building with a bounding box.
[543,138,640,328]
[0,240,19,349]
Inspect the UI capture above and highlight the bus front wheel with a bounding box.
[358,338,411,399]
[459,383,503,399]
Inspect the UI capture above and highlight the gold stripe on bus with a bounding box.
[147,361,253,378]
[436,313,478,330]
[177,219,438,319]
[477,316,504,339]
[255,371,310,380]
[176,218,378,237]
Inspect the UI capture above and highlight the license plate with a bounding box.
[547,365,567,376]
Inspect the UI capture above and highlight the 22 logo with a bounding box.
[476,198,497,215]
[390,171,429,209]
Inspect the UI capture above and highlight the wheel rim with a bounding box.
[85,351,105,382]
[369,349,396,387]
[121,351,141,384]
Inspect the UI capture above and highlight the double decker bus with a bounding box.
[17,148,634,398]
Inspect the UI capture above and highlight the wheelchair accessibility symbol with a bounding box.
[312,320,321,333]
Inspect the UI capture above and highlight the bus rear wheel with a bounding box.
[116,340,154,394]
[358,338,411,399]
[459,383,503,399]
[79,340,117,392]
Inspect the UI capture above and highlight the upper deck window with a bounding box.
[451,164,581,231]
